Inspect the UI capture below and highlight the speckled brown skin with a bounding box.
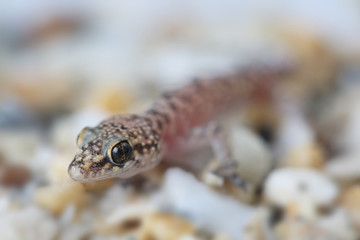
[68,64,290,182]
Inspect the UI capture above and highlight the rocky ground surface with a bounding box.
[1,1,360,240]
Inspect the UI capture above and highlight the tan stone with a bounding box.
[35,182,87,216]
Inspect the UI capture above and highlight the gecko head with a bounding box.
[68,116,163,182]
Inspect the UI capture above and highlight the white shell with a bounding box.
[227,124,272,187]
[265,168,338,207]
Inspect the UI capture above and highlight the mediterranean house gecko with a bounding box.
[68,64,290,187]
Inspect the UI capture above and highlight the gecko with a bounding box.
[68,63,290,186]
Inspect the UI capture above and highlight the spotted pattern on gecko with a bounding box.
[68,64,290,182]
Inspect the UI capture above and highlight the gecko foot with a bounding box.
[229,174,248,191]
[212,162,248,191]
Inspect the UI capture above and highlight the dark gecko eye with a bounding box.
[108,140,133,166]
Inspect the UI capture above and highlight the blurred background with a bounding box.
[1,0,360,239]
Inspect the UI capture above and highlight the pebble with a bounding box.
[340,185,360,212]
[244,206,357,240]
[244,102,279,143]
[274,104,315,165]
[35,182,87,216]
[50,109,109,151]
[99,200,157,236]
[47,151,75,184]
[242,208,273,240]
[317,209,358,240]
[227,123,272,188]
[82,179,116,193]
[0,100,37,128]
[0,163,31,188]
[86,86,134,113]
[313,86,358,152]
[278,30,338,101]
[8,72,80,114]
[139,213,196,240]
[0,130,42,166]
[0,2,359,239]
[274,218,332,240]
[153,168,256,239]
[282,142,325,169]
[265,168,338,208]
[340,185,360,232]
[333,93,360,153]
[0,206,58,240]
[326,153,360,186]
[273,209,357,240]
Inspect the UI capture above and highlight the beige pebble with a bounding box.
[275,214,356,240]
[285,200,317,220]
[274,214,348,240]
[87,87,133,113]
[82,179,115,192]
[282,142,325,169]
[340,185,360,232]
[139,213,196,240]
[35,182,87,216]
[9,73,79,114]
[47,152,74,184]
[276,29,337,100]
[244,102,279,133]
[243,208,271,240]
[341,185,360,211]
[274,219,313,240]
[213,234,230,240]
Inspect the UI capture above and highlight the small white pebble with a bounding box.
[227,124,272,187]
[265,168,338,207]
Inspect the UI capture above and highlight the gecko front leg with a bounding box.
[207,123,248,190]
[169,121,248,190]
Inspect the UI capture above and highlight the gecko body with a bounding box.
[68,64,289,182]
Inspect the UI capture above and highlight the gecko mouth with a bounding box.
[68,156,137,182]
[67,163,115,182]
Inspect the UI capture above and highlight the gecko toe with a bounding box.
[211,163,248,191]
[229,174,248,191]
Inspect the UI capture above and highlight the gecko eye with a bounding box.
[108,140,133,166]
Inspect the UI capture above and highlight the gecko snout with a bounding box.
[68,162,84,182]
